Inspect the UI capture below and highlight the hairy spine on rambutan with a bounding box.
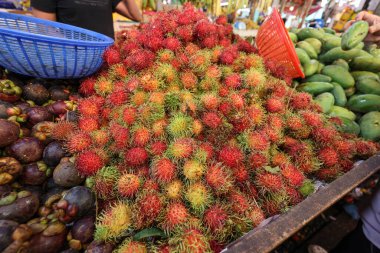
[185,182,212,214]
[161,202,189,232]
[218,145,244,168]
[247,205,266,227]
[170,228,211,253]
[92,166,120,199]
[51,121,77,141]
[79,78,96,96]
[152,158,176,183]
[205,163,233,194]
[118,173,141,197]
[318,147,339,167]
[134,190,163,229]
[75,150,104,176]
[183,159,205,181]
[124,147,149,166]
[280,164,305,187]
[255,172,283,192]
[202,112,222,129]
[66,131,92,153]
[116,240,147,253]
[203,204,229,239]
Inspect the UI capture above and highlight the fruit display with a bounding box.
[40,4,378,252]
[291,24,380,142]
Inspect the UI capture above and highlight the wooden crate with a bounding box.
[223,154,380,253]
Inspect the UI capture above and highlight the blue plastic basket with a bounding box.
[0,12,114,79]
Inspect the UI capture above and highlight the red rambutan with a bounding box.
[218,145,244,167]
[224,73,241,89]
[125,147,149,166]
[318,147,339,167]
[301,111,324,128]
[108,90,128,106]
[150,141,167,156]
[152,158,176,183]
[78,117,99,132]
[164,37,181,51]
[162,202,188,231]
[77,98,100,117]
[133,127,151,147]
[202,112,222,129]
[229,191,250,214]
[219,46,238,65]
[167,138,194,160]
[281,164,305,187]
[290,92,312,110]
[256,173,283,192]
[103,46,121,65]
[204,205,228,232]
[266,97,285,113]
[249,153,268,170]
[51,121,77,141]
[135,191,163,228]
[118,173,140,197]
[67,131,92,153]
[79,78,96,96]
[181,70,198,89]
[75,150,104,175]
[232,165,249,183]
[205,164,232,193]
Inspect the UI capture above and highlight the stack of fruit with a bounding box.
[291,22,380,141]
[45,5,379,252]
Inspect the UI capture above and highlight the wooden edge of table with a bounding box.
[224,154,380,253]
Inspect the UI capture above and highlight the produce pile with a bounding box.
[45,5,379,252]
[291,23,380,141]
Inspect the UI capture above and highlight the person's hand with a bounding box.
[355,11,380,43]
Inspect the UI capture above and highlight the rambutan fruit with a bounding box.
[202,112,222,129]
[183,160,205,181]
[152,119,168,137]
[110,123,129,149]
[201,93,220,110]
[118,173,141,197]
[117,240,147,253]
[355,140,379,157]
[124,147,149,166]
[312,127,338,144]
[219,46,238,65]
[131,91,148,106]
[66,131,92,153]
[205,164,232,194]
[333,140,354,158]
[78,117,99,132]
[150,141,167,156]
[318,147,339,167]
[262,192,288,215]
[190,51,211,73]
[152,158,176,183]
[203,205,228,235]
[205,65,222,80]
[77,98,100,117]
[161,202,189,232]
[91,129,109,147]
[224,73,241,89]
[121,41,140,55]
[122,106,137,125]
[185,182,212,213]
[232,165,249,183]
[301,111,324,128]
[230,93,245,110]
[51,121,77,141]
[271,151,290,167]
[255,172,283,192]
[249,152,268,170]
[218,145,244,167]
[247,205,265,227]
[164,37,182,51]
[229,191,250,214]
[340,158,354,172]
[285,186,302,205]
[281,164,305,187]
[192,119,203,136]
[201,36,219,49]
[79,77,96,96]
[124,49,155,71]
[108,89,128,106]
[156,63,178,83]
[165,179,183,199]
[181,70,198,89]
[266,97,285,113]
[244,131,270,152]
[176,25,194,43]
[215,15,227,25]
[103,46,121,65]
[244,54,264,69]
[316,166,341,181]
[184,43,201,56]
[132,126,151,147]
[95,77,113,96]
[290,92,312,110]
[171,228,211,253]
[92,166,119,199]
[75,150,105,176]
[197,142,214,161]
[143,179,160,192]
[110,63,128,79]
[158,49,175,63]
[167,113,193,138]
[166,138,195,160]
[246,104,265,127]
[94,201,132,242]
[134,191,163,229]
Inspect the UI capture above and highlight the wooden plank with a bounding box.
[224,154,380,253]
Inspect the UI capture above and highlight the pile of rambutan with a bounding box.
[53,4,379,252]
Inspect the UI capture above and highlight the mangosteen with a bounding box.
[86,241,114,253]
[27,221,67,253]
[8,137,44,163]
[43,142,66,167]
[23,81,50,105]
[0,220,18,251]
[0,191,39,222]
[21,161,50,186]
[31,121,55,143]
[71,216,95,244]
[53,160,84,187]
[0,157,22,185]
[59,186,95,221]
[0,119,20,148]
[0,100,12,119]
[26,107,53,126]
[0,185,12,198]
[49,86,70,101]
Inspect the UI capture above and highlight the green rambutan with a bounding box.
[218,145,244,168]
[185,182,212,213]
[118,173,141,197]
[51,121,77,141]
[94,201,132,242]
[92,166,120,199]
[166,138,194,160]
[202,112,222,129]
[152,158,176,183]
[117,240,147,253]
[167,113,193,138]
[78,117,99,132]
[247,205,265,227]
[158,49,175,63]
[205,163,232,194]
[255,172,283,192]
[134,191,163,229]
[95,77,113,96]
[132,126,151,147]
[124,147,149,166]
[66,131,92,153]
[165,179,183,199]
[318,147,339,167]
[161,202,189,232]
[183,159,205,181]
[75,149,104,176]
[156,63,178,83]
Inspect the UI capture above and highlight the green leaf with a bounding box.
[133,228,166,241]
[264,166,280,174]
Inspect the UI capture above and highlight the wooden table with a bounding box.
[224,154,380,253]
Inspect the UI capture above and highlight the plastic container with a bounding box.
[256,9,304,79]
[0,12,114,79]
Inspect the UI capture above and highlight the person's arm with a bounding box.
[114,0,142,22]
[30,0,57,21]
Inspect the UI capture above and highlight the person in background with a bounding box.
[308,11,380,253]
[31,0,142,39]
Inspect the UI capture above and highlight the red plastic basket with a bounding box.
[256,9,304,79]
